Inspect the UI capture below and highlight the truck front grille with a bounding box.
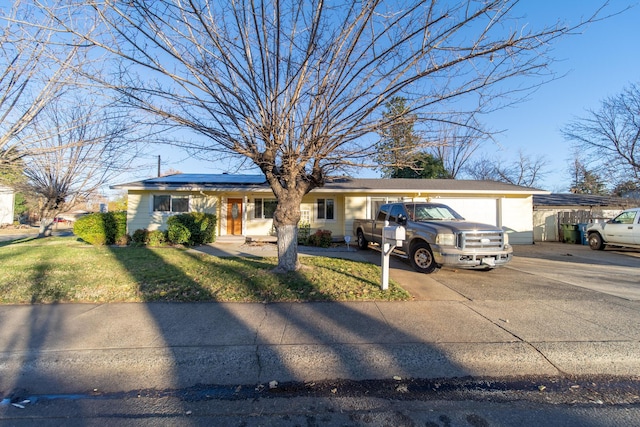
[458,231,505,250]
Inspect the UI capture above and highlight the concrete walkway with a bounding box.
[1,240,639,396]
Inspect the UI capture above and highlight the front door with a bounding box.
[226,198,243,235]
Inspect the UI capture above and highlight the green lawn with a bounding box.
[0,236,410,304]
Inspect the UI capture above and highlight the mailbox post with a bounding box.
[381,221,406,290]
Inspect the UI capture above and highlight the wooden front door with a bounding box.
[226,198,243,235]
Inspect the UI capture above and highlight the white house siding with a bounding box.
[126,191,218,233]
[499,197,534,244]
[429,196,533,244]
[0,185,14,225]
[119,181,538,245]
[435,198,498,226]
[245,193,273,236]
[304,193,343,238]
[244,193,346,238]
[344,196,369,238]
[533,209,559,242]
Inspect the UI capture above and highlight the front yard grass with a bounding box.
[0,236,410,304]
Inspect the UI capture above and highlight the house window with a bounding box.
[371,197,402,219]
[317,198,334,220]
[153,195,189,213]
[254,198,277,219]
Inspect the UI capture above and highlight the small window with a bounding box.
[317,198,334,220]
[255,198,277,219]
[171,197,189,213]
[153,195,171,212]
[153,195,189,213]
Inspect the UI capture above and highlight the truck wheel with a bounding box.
[410,242,440,274]
[588,233,605,250]
[356,230,368,250]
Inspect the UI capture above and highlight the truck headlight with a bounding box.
[503,233,509,245]
[436,233,456,246]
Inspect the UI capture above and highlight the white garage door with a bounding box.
[433,198,498,226]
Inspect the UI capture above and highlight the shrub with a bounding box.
[298,222,310,245]
[115,233,131,246]
[111,211,128,244]
[132,229,149,245]
[167,213,217,245]
[74,213,109,245]
[73,211,128,245]
[148,229,167,246]
[307,229,332,248]
[168,222,191,245]
[192,212,217,244]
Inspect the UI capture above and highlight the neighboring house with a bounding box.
[0,184,15,226]
[533,193,638,242]
[111,174,550,244]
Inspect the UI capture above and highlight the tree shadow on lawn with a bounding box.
[0,236,39,249]
[1,243,471,419]
[104,245,471,386]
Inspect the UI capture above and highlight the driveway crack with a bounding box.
[462,302,567,375]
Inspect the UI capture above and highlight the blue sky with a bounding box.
[484,1,640,192]
[128,1,639,193]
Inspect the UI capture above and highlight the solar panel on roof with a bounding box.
[146,174,266,184]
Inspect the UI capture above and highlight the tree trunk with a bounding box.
[272,193,303,273]
[275,223,300,273]
[38,217,54,237]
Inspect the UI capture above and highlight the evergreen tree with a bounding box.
[375,97,420,178]
[392,153,452,179]
[570,160,607,194]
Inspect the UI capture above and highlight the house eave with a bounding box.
[311,187,549,196]
[110,184,273,192]
[110,174,548,196]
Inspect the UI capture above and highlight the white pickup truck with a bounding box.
[587,207,640,250]
[352,202,513,273]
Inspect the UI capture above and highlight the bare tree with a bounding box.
[465,150,549,188]
[20,95,142,236]
[426,115,492,178]
[0,1,83,173]
[45,0,608,271]
[563,82,640,186]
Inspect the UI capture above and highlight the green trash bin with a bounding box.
[561,223,580,244]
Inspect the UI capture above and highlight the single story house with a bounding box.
[111,174,550,245]
[0,184,15,225]
[533,193,638,242]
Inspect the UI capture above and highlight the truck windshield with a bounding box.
[407,204,464,221]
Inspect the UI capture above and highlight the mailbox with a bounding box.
[383,225,405,246]
[380,225,405,290]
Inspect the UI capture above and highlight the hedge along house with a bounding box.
[111,174,549,245]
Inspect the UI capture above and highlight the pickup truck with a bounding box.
[353,202,513,273]
[587,207,640,250]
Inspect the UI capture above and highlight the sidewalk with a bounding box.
[1,241,639,396]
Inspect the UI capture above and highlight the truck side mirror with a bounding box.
[397,214,407,225]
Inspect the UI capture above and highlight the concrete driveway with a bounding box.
[388,241,640,301]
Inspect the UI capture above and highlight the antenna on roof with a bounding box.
[157,155,161,177]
